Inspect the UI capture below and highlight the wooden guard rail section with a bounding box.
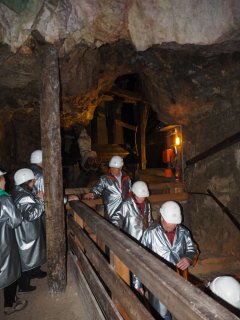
[65,188,188,204]
[68,201,238,320]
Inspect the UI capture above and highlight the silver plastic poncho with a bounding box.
[91,172,131,219]
[134,223,197,318]
[110,196,153,241]
[0,193,22,289]
[13,184,46,272]
[29,163,44,193]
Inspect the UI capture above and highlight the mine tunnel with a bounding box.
[0,1,240,319]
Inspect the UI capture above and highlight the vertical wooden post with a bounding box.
[40,44,66,293]
[138,104,149,170]
[105,102,116,144]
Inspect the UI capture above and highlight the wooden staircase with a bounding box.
[138,168,188,205]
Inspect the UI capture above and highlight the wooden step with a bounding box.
[149,192,188,204]
[148,181,185,194]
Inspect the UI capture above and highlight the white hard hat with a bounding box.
[109,156,123,168]
[209,276,240,309]
[132,181,149,197]
[0,170,7,176]
[30,150,42,164]
[160,201,182,224]
[14,168,35,185]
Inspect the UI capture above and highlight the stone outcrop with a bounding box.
[0,0,240,52]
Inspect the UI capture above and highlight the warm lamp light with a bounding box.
[175,136,181,146]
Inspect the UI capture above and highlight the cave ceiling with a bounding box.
[0,0,240,128]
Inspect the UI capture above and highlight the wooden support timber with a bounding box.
[69,238,123,320]
[70,201,238,320]
[69,252,106,320]
[68,217,153,320]
[40,44,66,292]
[138,103,149,170]
[65,188,188,205]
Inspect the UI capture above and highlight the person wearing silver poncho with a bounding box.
[0,169,27,315]
[134,201,198,320]
[12,168,46,293]
[111,181,153,292]
[110,181,153,240]
[29,150,44,194]
[83,155,131,220]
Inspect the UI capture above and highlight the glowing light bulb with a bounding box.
[175,136,181,146]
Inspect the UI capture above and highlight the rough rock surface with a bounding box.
[1,0,240,52]
[0,0,240,274]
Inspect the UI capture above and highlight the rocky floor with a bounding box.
[0,264,87,320]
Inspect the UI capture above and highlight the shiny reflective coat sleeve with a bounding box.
[17,195,44,221]
[110,198,153,241]
[133,223,197,289]
[91,173,131,218]
[141,224,197,265]
[30,164,44,193]
[13,186,46,271]
[0,195,22,289]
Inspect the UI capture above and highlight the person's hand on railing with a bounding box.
[82,192,95,200]
[176,257,191,270]
[68,194,80,202]
[137,287,145,296]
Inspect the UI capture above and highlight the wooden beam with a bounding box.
[149,192,188,204]
[70,202,238,320]
[98,112,137,131]
[69,237,123,320]
[138,104,149,170]
[115,119,137,132]
[109,86,144,103]
[64,188,188,205]
[105,102,117,144]
[40,44,66,292]
[69,252,106,319]
[68,218,153,320]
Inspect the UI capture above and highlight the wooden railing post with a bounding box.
[70,201,239,320]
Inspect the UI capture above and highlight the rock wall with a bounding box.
[0,0,240,270]
[1,0,240,52]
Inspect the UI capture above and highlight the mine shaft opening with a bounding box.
[62,72,184,187]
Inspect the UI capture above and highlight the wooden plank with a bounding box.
[115,119,137,132]
[40,44,66,292]
[66,183,185,195]
[138,104,149,170]
[70,201,238,320]
[109,86,145,103]
[69,238,123,320]
[68,218,154,320]
[111,254,130,285]
[149,192,188,203]
[68,252,105,320]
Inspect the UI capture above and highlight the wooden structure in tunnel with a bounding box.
[67,200,239,320]
[40,42,66,292]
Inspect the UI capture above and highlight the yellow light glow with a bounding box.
[175,136,181,146]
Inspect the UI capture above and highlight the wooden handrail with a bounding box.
[68,218,153,320]
[186,131,240,166]
[69,201,238,320]
[65,188,188,204]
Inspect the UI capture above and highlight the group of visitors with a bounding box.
[0,149,78,316]
[1,150,239,318]
[83,155,240,319]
